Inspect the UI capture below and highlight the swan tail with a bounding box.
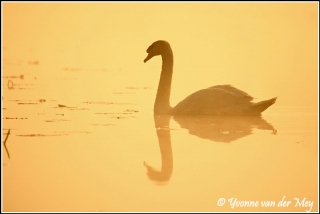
[245,97,277,115]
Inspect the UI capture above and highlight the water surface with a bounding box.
[2,2,318,212]
[2,65,318,212]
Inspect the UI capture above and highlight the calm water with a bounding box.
[2,62,318,212]
[2,3,318,212]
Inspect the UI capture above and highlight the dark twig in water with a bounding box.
[3,129,11,159]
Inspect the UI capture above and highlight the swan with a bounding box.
[144,40,277,115]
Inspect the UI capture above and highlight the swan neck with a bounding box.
[154,50,174,114]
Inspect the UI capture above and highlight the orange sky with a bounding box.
[3,2,319,108]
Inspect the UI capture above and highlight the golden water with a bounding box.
[2,2,318,212]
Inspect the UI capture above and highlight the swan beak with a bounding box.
[144,53,153,63]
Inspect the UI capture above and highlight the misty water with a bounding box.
[2,61,318,212]
[2,3,318,212]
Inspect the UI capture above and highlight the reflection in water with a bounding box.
[173,115,277,143]
[144,114,276,184]
[144,115,173,185]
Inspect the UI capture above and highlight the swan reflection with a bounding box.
[144,115,173,185]
[144,114,276,184]
[173,115,276,143]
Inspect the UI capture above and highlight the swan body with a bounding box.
[144,40,277,115]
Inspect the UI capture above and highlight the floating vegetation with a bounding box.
[7,82,36,90]
[57,104,78,109]
[17,88,32,90]
[125,86,151,90]
[113,92,135,94]
[28,60,39,65]
[3,117,28,120]
[10,99,42,103]
[91,124,115,126]
[17,130,92,137]
[56,104,84,111]
[113,116,126,119]
[95,109,139,118]
[69,108,89,111]
[63,67,83,72]
[95,112,133,115]
[17,133,68,137]
[83,101,136,105]
[125,109,139,113]
[17,84,35,86]
[18,103,38,105]
[3,74,24,79]
[95,113,136,119]
[54,131,92,134]
[42,119,70,122]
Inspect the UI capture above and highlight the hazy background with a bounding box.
[2,2,319,212]
[3,2,318,108]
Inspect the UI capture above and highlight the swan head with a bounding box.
[144,40,171,63]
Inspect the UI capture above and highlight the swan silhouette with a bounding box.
[144,40,277,115]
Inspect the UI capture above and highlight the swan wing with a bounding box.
[172,84,253,114]
[208,85,253,101]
